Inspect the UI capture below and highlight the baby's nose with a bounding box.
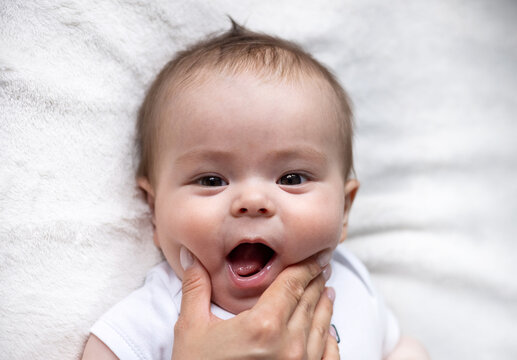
[230,186,275,217]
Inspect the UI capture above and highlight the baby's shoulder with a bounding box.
[331,246,376,296]
[120,260,183,321]
[89,261,181,360]
[330,246,401,359]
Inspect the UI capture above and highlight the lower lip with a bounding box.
[227,255,277,289]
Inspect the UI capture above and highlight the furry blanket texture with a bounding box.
[1,1,516,359]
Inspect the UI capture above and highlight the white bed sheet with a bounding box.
[1,1,516,359]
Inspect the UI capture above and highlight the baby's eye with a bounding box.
[197,176,228,187]
[277,173,308,186]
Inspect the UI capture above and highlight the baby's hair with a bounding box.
[137,19,354,185]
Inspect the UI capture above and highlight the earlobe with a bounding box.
[339,179,360,243]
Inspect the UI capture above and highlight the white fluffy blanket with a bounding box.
[1,1,516,359]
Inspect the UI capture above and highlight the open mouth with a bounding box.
[227,243,276,277]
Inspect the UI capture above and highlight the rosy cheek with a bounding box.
[285,196,343,256]
[168,198,224,266]
[179,212,210,242]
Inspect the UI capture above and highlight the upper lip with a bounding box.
[226,236,278,257]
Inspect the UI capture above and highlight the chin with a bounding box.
[213,294,260,315]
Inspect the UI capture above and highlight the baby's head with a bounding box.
[136,21,359,314]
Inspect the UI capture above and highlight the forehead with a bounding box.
[161,70,342,146]
[149,70,349,182]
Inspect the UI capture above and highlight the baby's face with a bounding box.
[147,71,356,314]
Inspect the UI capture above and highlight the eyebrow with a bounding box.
[174,149,235,165]
[174,147,327,165]
[267,147,328,165]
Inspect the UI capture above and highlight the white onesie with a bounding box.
[91,247,400,359]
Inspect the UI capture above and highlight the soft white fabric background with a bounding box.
[1,1,516,359]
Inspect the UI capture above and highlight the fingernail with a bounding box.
[329,324,339,342]
[317,250,333,267]
[329,325,337,339]
[322,264,332,281]
[326,287,336,303]
[180,246,194,270]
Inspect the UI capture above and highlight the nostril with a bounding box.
[258,208,267,214]
[239,208,247,214]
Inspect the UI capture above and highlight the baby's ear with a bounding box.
[137,177,160,248]
[137,177,156,211]
[339,179,360,243]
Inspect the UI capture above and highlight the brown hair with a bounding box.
[137,19,354,185]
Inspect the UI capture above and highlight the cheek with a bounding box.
[284,192,344,257]
[155,195,225,267]
[158,195,218,238]
[174,211,218,244]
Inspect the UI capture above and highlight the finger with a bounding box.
[321,332,340,360]
[287,271,327,337]
[178,246,212,325]
[253,249,333,325]
[307,287,335,360]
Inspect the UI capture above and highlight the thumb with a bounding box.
[178,246,212,324]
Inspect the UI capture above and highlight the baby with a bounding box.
[83,22,428,359]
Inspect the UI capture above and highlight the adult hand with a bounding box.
[172,246,339,360]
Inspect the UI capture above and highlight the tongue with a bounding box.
[228,243,274,277]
